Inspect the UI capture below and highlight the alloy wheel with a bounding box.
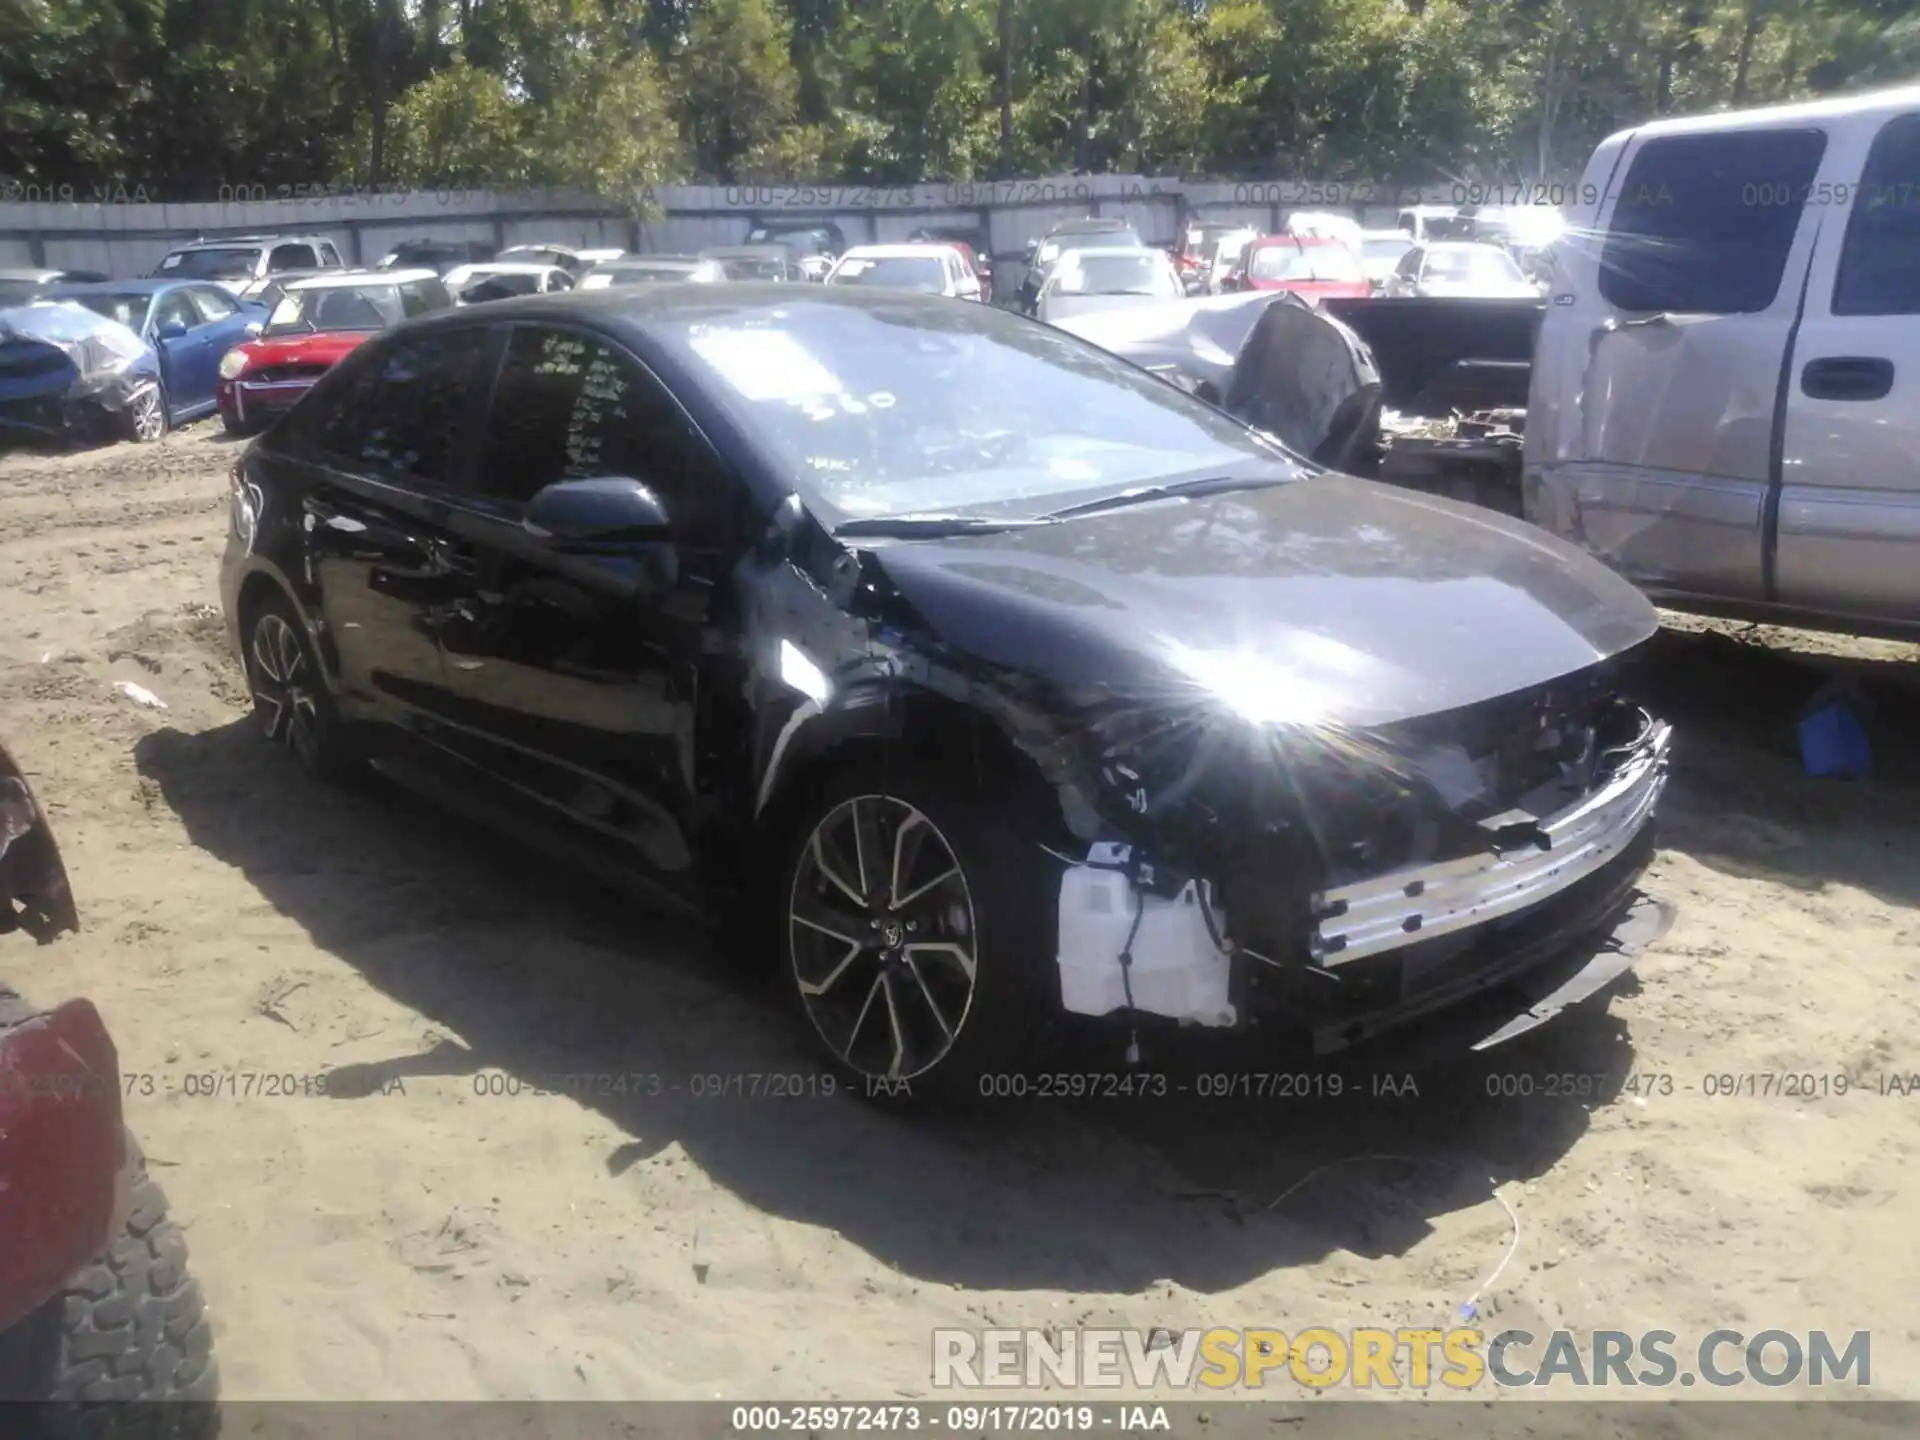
[788,794,980,1081]
[249,612,322,768]
[130,387,165,442]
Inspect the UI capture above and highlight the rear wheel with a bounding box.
[243,594,360,783]
[776,766,1055,1099]
[0,1139,219,1437]
[219,413,258,438]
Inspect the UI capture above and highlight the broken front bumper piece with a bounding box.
[1311,720,1672,965]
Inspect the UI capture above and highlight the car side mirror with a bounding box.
[244,319,263,336]
[157,320,189,340]
[525,477,676,597]
[525,477,671,542]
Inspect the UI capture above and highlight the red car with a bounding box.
[216,269,453,435]
[0,740,219,1425]
[1221,236,1373,302]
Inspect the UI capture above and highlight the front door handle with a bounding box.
[1801,356,1894,402]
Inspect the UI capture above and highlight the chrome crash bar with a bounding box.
[1309,720,1672,966]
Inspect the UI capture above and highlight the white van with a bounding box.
[1526,84,1920,637]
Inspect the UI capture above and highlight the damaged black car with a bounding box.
[0,302,168,447]
[219,286,1672,1094]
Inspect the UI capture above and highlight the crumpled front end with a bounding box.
[1047,652,1672,1053]
[0,303,160,444]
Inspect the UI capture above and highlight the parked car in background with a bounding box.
[825,244,982,300]
[47,278,268,431]
[698,246,802,283]
[0,268,111,305]
[444,262,575,304]
[1034,246,1184,323]
[580,256,705,289]
[1356,230,1416,290]
[1175,221,1253,293]
[217,284,1673,1096]
[742,221,848,281]
[1283,210,1365,252]
[1017,217,1145,312]
[231,272,331,310]
[0,740,220,1423]
[1385,242,1540,298]
[1528,82,1920,640]
[153,234,346,284]
[1396,205,1466,243]
[497,244,591,276]
[375,238,498,275]
[216,269,452,435]
[1221,235,1372,301]
[576,247,627,266]
[0,301,167,445]
[905,226,993,298]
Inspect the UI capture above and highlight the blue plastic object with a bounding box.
[1799,701,1872,780]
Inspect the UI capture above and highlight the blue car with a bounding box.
[0,303,167,446]
[43,279,267,433]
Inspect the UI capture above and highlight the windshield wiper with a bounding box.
[833,513,1061,538]
[1038,474,1294,521]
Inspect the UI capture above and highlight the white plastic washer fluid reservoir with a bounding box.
[1055,862,1237,1027]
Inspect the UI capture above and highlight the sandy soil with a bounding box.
[3,424,1919,1406]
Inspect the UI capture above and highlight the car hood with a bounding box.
[851,474,1657,729]
[1418,279,1540,299]
[1040,293,1170,322]
[236,331,375,367]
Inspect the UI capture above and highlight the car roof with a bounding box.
[449,262,556,276]
[0,268,67,281]
[1616,79,1920,140]
[702,246,791,258]
[747,220,840,231]
[388,282,1022,344]
[839,244,954,260]
[1048,217,1135,234]
[169,235,328,250]
[603,255,699,266]
[42,278,200,295]
[500,243,579,255]
[285,268,439,290]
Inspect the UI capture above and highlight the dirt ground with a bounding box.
[3,423,1919,1405]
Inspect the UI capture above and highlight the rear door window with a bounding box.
[269,243,320,273]
[1599,129,1827,314]
[317,329,492,488]
[1832,112,1920,317]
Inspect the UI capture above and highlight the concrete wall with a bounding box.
[0,175,1473,279]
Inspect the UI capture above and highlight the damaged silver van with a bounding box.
[1526,83,1920,638]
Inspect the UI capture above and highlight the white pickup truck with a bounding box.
[1526,82,1920,639]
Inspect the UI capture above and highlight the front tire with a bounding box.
[776,766,1055,1099]
[242,594,360,783]
[123,385,168,445]
[0,1140,219,1437]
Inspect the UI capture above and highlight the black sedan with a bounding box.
[219,286,1673,1096]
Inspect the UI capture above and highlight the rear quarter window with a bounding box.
[1598,128,1827,313]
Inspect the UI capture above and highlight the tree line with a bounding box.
[2,0,1915,205]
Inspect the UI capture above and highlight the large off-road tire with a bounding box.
[774,764,1057,1101]
[241,592,361,784]
[0,1140,219,1437]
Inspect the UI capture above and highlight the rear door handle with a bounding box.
[1801,356,1894,402]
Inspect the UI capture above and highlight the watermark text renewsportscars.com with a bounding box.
[932,1327,1871,1391]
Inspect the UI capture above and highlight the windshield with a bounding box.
[460,272,541,299]
[829,256,947,291]
[70,292,152,330]
[713,256,788,280]
[157,247,259,280]
[1425,246,1525,284]
[1037,229,1140,267]
[1249,243,1361,282]
[1362,237,1413,263]
[265,283,405,335]
[1055,253,1178,297]
[383,247,463,270]
[654,298,1292,521]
